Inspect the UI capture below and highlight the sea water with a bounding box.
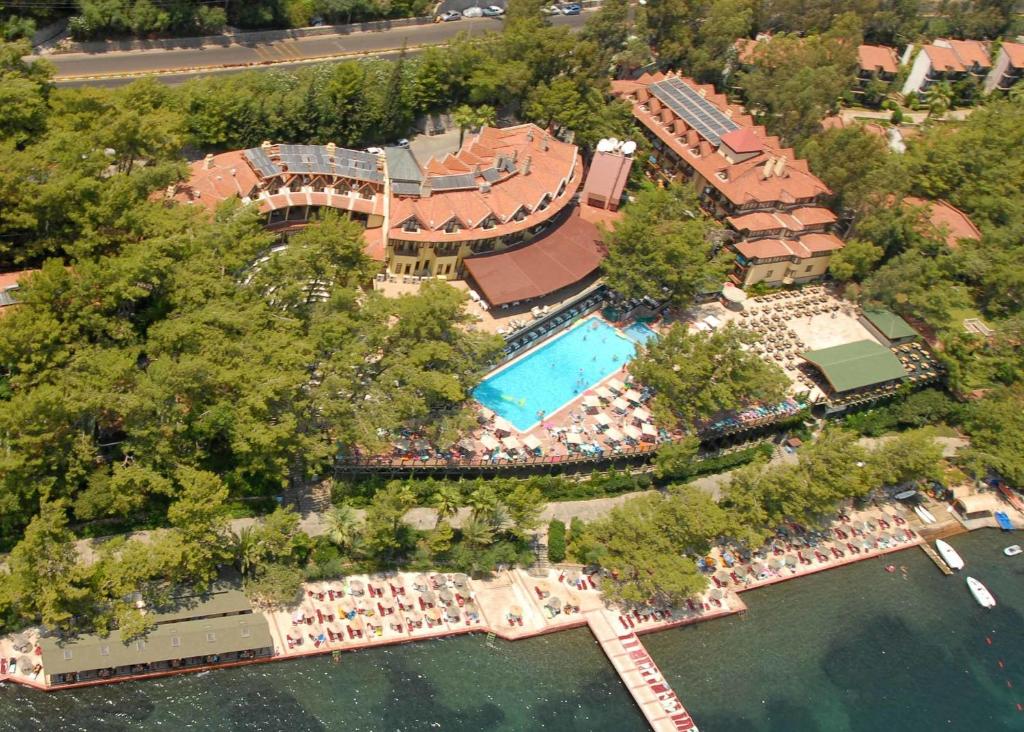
[2,529,1021,731]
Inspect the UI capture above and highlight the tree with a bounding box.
[924,81,953,119]
[870,428,945,486]
[962,388,1024,487]
[430,484,462,528]
[547,519,566,562]
[0,501,91,631]
[797,125,894,215]
[827,238,885,282]
[652,436,701,479]
[360,483,416,559]
[860,250,971,329]
[459,515,496,550]
[0,40,52,146]
[244,563,305,608]
[601,184,728,309]
[631,323,789,431]
[452,103,497,147]
[323,504,360,551]
[503,483,545,538]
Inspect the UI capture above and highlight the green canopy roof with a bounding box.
[801,340,907,393]
[862,308,918,341]
[40,613,273,676]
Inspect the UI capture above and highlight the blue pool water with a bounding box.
[621,321,660,344]
[473,318,639,431]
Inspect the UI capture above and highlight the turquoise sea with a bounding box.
[2,529,1022,731]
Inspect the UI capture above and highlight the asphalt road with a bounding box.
[41,13,589,86]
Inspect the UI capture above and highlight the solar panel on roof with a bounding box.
[649,78,739,145]
[244,148,280,177]
[429,173,478,191]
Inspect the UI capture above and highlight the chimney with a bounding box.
[326,142,336,156]
[523,155,532,175]
[724,108,733,118]
[698,87,707,98]
[165,184,176,197]
[479,182,491,193]
[261,140,271,151]
[762,156,775,179]
[526,130,534,142]
[540,138,548,152]
[473,164,481,176]
[203,154,214,170]
[773,156,787,177]
[511,148,518,162]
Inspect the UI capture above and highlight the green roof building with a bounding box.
[801,340,907,393]
[860,308,919,346]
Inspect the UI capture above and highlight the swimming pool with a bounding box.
[621,321,660,344]
[472,317,640,431]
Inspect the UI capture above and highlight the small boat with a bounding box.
[1004,545,1022,557]
[935,539,964,570]
[913,505,936,524]
[894,489,918,501]
[966,577,996,609]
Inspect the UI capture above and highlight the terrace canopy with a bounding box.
[633,407,651,422]
[501,435,522,451]
[522,434,542,452]
[480,434,500,451]
[462,211,606,306]
[800,340,907,393]
[605,427,624,442]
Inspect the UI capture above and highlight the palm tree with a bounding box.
[1009,84,1024,106]
[468,485,500,524]
[459,516,495,550]
[323,505,359,551]
[452,104,497,147]
[233,526,262,578]
[924,82,953,119]
[430,485,462,529]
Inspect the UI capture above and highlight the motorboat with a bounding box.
[894,489,918,501]
[935,539,964,570]
[966,577,996,609]
[913,505,936,524]
[1004,545,1022,557]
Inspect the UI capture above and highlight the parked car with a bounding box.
[541,5,561,14]
[560,3,581,13]
[438,10,461,21]
[396,138,410,148]
[481,4,504,15]
[462,6,483,17]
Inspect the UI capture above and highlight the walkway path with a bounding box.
[586,610,698,731]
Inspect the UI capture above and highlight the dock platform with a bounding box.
[919,543,953,575]
[586,609,697,731]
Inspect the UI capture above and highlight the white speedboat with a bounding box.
[935,539,964,570]
[966,577,996,608]
[1004,545,1022,557]
[914,505,936,524]
[894,489,918,501]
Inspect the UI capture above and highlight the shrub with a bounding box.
[891,108,904,125]
[547,519,566,563]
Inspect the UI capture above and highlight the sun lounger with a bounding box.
[651,683,669,693]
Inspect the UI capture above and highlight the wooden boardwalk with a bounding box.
[586,609,698,732]
[919,543,954,575]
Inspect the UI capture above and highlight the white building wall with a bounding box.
[902,50,933,96]
[984,48,1012,93]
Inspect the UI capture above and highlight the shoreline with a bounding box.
[1,507,939,697]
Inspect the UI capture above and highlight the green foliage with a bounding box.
[798,125,893,215]
[843,389,963,436]
[827,238,885,282]
[602,184,727,309]
[631,323,790,432]
[244,563,306,608]
[962,388,1024,487]
[547,519,566,562]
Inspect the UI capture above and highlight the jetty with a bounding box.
[586,610,698,731]
[919,543,954,575]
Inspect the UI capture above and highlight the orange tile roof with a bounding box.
[924,45,965,72]
[583,152,633,206]
[0,269,36,315]
[734,233,843,260]
[171,151,260,211]
[720,127,763,154]
[858,44,899,74]
[945,39,990,68]
[613,74,829,209]
[1002,41,1024,68]
[904,196,981,248]
[727,206,836,235]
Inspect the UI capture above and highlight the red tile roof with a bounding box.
[924,44,966,72]
[720,127,763,154]
[904,196,981,248]
[611,73,830,209]
[583,152,633,206]
[734,232,844,260]
[858,44,899,74]
[0,269,36,316]
[945,39,990,68]
[1003,41,1024,68]
[727,206,837,235]
[389,124,582,244]
[462,209,605,306]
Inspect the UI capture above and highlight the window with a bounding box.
[171,636,181,648]
[241,626,252,638]
[805,264,814,272]
[100,645,110,656]
[444,220,459,233]
[765,270,774,278]
[206,632,217,643]
[482,217,495,230]
[135,640,146,652]
[63,650,73,661]
[402,219,419,233]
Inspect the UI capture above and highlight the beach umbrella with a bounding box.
[595,412,611,427]
[413,574,429,592]
[751,562,767,575]
[478,406,495,422]
[611,397,630,413]
[715,570,730,583]
[522,434,542,453]
[421,590,437,604]
[784,555,798,567]
[545,596,563,611]
[633,407,651,422]
[605,427,624,443]
[769,558,784,570]
[535,580,551,597]
[508,605,523,619]
[438,588,454,605]
[464,601,480,619]
[12,632,32,653]
[623,389,643,404]
[405,610,423,625]
[641,422,657,439]
[501,435,522,452]
[733,564,748,577]
[493,417,514,436]
[623,425,642,441]
[595,386,614,401]
[582,395,601,410]
[480,434,500,451]
[566,432,583,445]
[709,588,724,600]
[607,378,625,394]
[348,579,365,595]
[452,573,469,589]
[861,538,875,550]
[392,438,411,452]
[565,568,580,584]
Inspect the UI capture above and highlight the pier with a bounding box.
[919,543,954,575]
[586,609,698,731]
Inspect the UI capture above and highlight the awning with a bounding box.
[623,389,643,404]
[607,378,625,394]
[612,397,630,412]
[633,407,651,422]
[605,427,624,442]
[566,432,583,444]
[501,435,522,451]
[595,412,611,426]
[595,386,614,401]
[582,395,601,409]
[522,434,542,451]
[623,425,642,440]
